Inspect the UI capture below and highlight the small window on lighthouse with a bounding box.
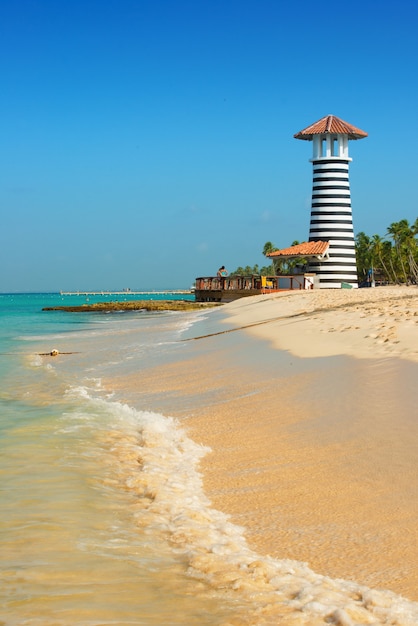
[332,137,338,156]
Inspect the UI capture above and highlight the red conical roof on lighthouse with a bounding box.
[294,115,367,140]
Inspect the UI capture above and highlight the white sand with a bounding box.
[222,285,418,362]
[113,286,418,605]
[184,286,418,600]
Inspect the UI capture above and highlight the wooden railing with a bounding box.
[195,275,311,292]
[195,275,263,291]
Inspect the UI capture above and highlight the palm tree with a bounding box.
[355,232,372,281]
[404,219,418,283]
[387,220,410,283]
[262,241,278,256]
[383,239,398,284]
[370,234,393,283]
[262,241,280,274]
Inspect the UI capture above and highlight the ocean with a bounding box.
[1,292,418,626]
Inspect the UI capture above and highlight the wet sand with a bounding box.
[115,286,418,602]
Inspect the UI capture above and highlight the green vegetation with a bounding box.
[355,218,418,284]
[230,240,307,276]
[230,218,418,285]
[229,263,273,277]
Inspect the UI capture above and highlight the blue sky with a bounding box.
[1,0,417,291]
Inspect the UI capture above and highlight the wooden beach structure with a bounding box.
[195,242,334,302]
[194,272,318,302]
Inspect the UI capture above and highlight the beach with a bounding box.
[130,285,418,607]
[223,285,418,362]
[2,289,418,625]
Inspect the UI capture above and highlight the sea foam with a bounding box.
[65,385,418,625]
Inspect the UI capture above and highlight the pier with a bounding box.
[59,290,192,296]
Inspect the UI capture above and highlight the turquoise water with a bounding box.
[0,293,237,625]
[1,293,418,626]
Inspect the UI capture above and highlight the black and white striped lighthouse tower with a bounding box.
[294,115,367,288]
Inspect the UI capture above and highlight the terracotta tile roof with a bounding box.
[294,115,367,140]
[267,241,330,258]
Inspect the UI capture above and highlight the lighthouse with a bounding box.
[294,115,367,288]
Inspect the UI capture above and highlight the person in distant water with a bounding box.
[217,265,228,277]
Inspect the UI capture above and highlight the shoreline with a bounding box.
[125,286,418,602]
[100,286,418,606]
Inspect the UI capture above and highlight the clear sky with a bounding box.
[1,0,417,292]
